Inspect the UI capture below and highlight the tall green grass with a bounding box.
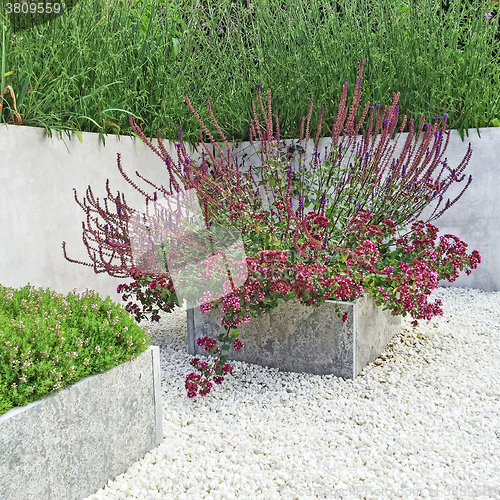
[1,0,499,144]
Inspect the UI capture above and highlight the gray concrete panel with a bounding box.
[0,346,162,500]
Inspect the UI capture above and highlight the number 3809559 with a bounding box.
[5,3,62,14]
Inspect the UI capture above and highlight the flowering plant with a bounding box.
[64,59,481,398]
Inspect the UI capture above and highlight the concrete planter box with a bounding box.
[0,345,162,500]
[187,294,402,378]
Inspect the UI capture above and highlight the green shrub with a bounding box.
[0,284,150,417]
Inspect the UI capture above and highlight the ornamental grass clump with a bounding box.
[64,59,481,399]
[0,284,150,416]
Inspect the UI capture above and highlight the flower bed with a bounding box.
[0,345,162,500]
[0,284,150,416]
[0,284,161,500]
[63,59,482,400]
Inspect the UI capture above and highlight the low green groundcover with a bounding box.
[0,284,150,417]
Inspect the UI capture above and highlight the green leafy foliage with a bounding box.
[0,284,150,417]
[0,0,499,142]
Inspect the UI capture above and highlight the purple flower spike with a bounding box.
[320,194,326,209]
[257,83,262,88]
[487,12,492,18]
[322,235,328,250]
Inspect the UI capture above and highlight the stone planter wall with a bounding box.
[0,345,162,500]
[187,294,402,378]
[1,124,498,296]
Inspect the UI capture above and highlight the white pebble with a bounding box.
[81,289,500,499]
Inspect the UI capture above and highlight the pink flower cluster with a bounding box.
[118,266,177,323]
[185,331,245,398]
[186,349,236,398]
[196,336,217,351]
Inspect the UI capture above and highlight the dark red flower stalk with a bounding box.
[63,180,138,278]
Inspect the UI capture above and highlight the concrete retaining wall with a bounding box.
[0,345,162,500]
[0,123,498,299]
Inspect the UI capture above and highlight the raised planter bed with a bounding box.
[0,345,162,500]
[187,294,402,378]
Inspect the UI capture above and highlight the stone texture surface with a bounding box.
[187,294,402,378]
[0,346,162,500]
[354,294,403,376]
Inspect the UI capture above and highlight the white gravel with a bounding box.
[84,286,500,500]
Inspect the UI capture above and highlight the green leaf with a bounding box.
[15,72,30,108]
[131,131,145,146]
[101,108,141,119]
[221,344,230,351]
[74,130,83,143]
[172,38,180,59]
[491,118,500,127]
[78,115,102,129]
[230,330,240,338]
[1,25,6,99]
[82,81,124,104]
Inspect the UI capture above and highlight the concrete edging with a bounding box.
[0,345,162,500]
[187,294,402,378]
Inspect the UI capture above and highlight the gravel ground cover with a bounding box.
[84,286,500,500]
